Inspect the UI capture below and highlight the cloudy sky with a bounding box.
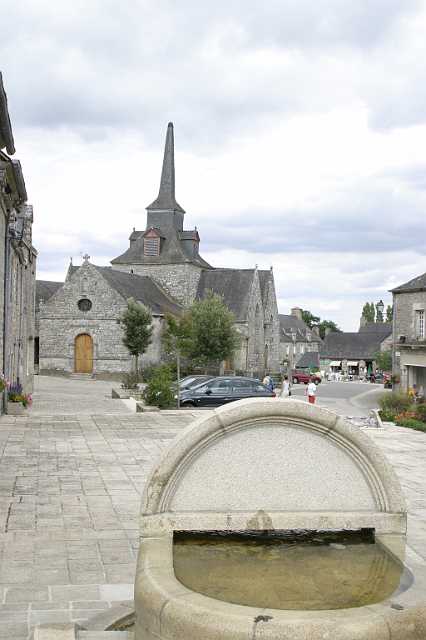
[2,0,426,330]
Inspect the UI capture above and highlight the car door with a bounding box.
[232,378,256,400]
[207,378,234,406]
[190,379,233,406]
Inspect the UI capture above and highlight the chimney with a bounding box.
[312,325,320,337]
[291,307,303,321]
[324,327,332,337]
[359,315,367,329]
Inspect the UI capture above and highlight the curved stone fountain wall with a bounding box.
[134,399,420,639]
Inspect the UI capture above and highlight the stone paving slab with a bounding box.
[1,376,426,638]
[0,408,196,639]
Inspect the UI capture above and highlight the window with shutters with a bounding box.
[144,237,160,256]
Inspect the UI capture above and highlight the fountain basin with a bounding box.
[134,399,426,639]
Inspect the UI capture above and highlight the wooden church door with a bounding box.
[75,334,93,373]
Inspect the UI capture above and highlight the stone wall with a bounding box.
[393,289,426,391]
[39,263,164,376]
[260,271,281,372]
[112,263,202,307]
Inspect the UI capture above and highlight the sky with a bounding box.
[2,0,426,330]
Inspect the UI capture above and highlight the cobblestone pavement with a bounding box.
[0,377,425,638]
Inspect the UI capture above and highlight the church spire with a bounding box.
[147,122,185,213]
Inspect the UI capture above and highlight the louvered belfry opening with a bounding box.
[144,237,160,257]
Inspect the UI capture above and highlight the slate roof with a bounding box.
[320,329,391,360]
[146,123,185,213]
[0,72,15,155]
[359,322,392,336]
[296,352,320,369]
[279,314,322,343]
[196,269,256,322]
[391,272,426,294]
[111,232,211,268]
[94,266,182,315]
[36,280,63,311]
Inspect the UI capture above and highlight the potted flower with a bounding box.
[7,382,32,415]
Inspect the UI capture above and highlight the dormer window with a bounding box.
[143,228,161,257]
[144,237,160,256]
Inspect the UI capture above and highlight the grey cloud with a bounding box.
[199,181,426,255]
[1,0,424,146]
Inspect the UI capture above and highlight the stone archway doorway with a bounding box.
[74,334,93,373]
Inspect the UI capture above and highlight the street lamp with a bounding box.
[376,300,384,323]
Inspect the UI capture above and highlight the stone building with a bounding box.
[0,72,37,399]
[391,271,426,392]
[279,308,322,372]
[38,258,182,376]
[320,323,392,378]
[38,122,280,377]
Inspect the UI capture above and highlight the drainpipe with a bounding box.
[3,212,12,414]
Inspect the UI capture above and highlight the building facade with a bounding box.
[0,72,37,399]
[38,123,280,377]
[279,308,322,372]
[391,272,426,393]
[320,323,392,378]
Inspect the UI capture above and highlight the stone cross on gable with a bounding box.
[83,254,90,263]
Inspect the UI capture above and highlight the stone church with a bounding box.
[37,123,280,377]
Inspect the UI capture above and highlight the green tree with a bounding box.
[163,313,194,408]
[189,291,239,370]
[143,365,175,408]
[121,298,153,372]
[318,320,342,339]
[386,305,393,323]
[361,302,375,323]
[301,310,320,328]
[374,350,392,371]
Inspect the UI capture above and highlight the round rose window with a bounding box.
[78,298,92,312]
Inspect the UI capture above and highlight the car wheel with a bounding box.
[181,401,195,408]
[293,377,298,384]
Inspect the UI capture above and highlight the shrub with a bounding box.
[121,370,143,390]
[379,391,413,415]
[395,417,426,432]
[379,409,397,422]
[143,365,175,409]
[415,403,426,423]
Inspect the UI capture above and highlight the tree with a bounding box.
[361,302,375,323]
[121,298,153,372]
[374,350,392,372]
[386,305,393,323]
[163,313,194,408]
[318,320,342,339]
[189,291,239,370]
[301,310,320,328]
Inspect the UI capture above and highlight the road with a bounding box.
[289,380,389,416]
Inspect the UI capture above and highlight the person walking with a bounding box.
[305,377,317,404]
[280,375,291,398]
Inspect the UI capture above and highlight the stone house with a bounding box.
[37,259,182,376]
[391,271,426,393]
[0,72,37,398]
[279,308,322,372]
[320,323,392,378]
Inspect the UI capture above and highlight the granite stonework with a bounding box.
[133,398,421,640]
[391,276,426,393]
[39,261,167,376]
[0,74,37,398]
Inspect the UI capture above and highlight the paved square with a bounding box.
[0,376,425,639]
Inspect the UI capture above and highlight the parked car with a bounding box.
[291,370,322,385]
[176,375,214,391]
[180,376,275,407]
